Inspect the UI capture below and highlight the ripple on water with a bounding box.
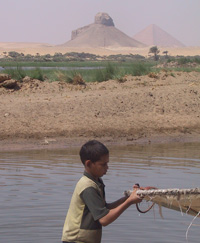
[0,143,200,242]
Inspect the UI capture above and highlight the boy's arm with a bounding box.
[99,189,142,226]
[106,196,129,209]
[106,184,143,209]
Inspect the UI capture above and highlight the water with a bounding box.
[0,66,104,71]
[0,143,200,243]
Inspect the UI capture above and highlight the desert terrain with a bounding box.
[1,42,200,57]
[0,67,200,151]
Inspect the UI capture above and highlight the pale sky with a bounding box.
[1,0,200,46]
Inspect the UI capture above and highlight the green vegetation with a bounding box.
[5,66,26,81]
[1,51,200,83]
[4,66,45,81]
[0,51,146,64]
[1,62,155,83]
[167,56,200,65]
[149,46,160,61]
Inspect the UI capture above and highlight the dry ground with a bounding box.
[0,70,200,151]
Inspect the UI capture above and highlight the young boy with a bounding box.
[62,140,142,243]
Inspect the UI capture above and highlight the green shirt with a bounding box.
[62,172,109,243]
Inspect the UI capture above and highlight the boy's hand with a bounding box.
[127,187,143,204]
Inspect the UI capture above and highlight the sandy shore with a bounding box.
[0,70,200,151]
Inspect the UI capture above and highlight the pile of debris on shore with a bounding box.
[0,74,19,90]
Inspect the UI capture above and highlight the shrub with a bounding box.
[129,62,151,76]
[104,62,116,80]
[94,69,106,82]
[8,51,21,58]
[31,68,45,81]
[72,74,86,85]
[194,56,200,64]
[178,57,191,65]
[55,71,85,85]
[94,63,117,82]
[4,66,26,81]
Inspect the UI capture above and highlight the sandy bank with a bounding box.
[0,70,200,151]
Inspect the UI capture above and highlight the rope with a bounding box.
[134,184,157,214]
[136,202,155,214]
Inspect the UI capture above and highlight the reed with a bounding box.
[1,60,200,83]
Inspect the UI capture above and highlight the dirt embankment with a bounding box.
[0,71,200,151]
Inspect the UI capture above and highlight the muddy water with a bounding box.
[0,143,200,243]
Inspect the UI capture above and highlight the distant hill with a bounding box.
[133,24,185,47]
[61,13,145,48]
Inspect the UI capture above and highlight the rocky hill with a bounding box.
[61,13,145,48]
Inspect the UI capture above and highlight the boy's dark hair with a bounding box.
[79,140,109,164]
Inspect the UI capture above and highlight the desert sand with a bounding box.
[0,69,200,151]
[1,42,200,57]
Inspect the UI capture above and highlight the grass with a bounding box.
[0,60,107,68]
[126,62,153,76]
[4,66,26,81]
[167,56,200,65]
[1,59,200,83]
[3,66,45,81]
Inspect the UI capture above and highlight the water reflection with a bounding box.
[0,143,200,242]
[0,66,104,71]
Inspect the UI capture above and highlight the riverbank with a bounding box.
[0,70,200,151]
[1,134,200,152]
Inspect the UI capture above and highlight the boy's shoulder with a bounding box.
[76,174,100,194]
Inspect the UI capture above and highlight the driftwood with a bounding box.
[124,188,200,217]
[124,188,200,197]
[125,188,200,240]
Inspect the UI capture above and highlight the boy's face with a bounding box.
[86,154,109,180]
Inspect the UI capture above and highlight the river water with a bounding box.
[0,143,200,243]
[0,66,104,71]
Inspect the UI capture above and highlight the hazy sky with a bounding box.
[1,0,200,46]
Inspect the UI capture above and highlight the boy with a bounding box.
[62,140,142,243]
